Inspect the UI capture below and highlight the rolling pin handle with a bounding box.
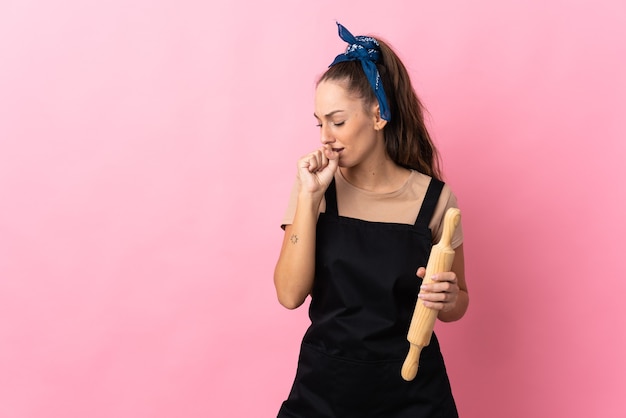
[401,344,421,381]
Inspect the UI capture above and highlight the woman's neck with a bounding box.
[339,159,411,193]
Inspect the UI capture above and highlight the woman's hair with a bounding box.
[318,38,442,180]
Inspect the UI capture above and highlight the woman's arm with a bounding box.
[273,194,321,309]
[417,244,469,322]
[273,147,338,309]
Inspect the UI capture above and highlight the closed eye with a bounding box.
[315,121,345,128]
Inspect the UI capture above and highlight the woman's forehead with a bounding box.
[315,80,363,112]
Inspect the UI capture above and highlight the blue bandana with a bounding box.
[329,22,391,121]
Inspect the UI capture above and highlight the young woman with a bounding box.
[274,23,469,417]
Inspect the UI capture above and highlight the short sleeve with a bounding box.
[280,180,299,229]
[429,185,464,249]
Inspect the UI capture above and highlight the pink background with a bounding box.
[1,1,625,417]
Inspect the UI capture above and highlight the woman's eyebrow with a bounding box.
[313,110,345,119]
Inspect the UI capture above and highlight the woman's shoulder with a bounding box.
[410,172,462,247]
[406,170,456,201]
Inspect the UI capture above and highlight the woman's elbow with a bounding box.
[273,257,313,309]
[274,276,308,310]
[275,283,308,309]
[277,293,306,310]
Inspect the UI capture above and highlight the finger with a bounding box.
[422,281,458,295]
[419,289,455,311]
[324,147,339,172]
[298,154,312,171]
[422,299,456,312]
[323,145,339,160]
[418,289,449,302]
[419,286,449,301]
[418,294,446,311]
[306,151,322,173]
[319,149,329,171]
[314,149,331,173]
[415,267,426,279]
[431,272,457,285]
[327,154,339,173]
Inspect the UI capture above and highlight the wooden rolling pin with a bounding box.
[401,207,461,381]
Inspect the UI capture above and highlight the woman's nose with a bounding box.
[320,125,334,145]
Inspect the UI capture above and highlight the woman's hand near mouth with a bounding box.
[297,145,340,198]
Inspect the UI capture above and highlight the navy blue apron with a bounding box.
[278,177,458,417]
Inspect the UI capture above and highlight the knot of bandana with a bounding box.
[329,22,391,121]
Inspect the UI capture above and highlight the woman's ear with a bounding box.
[372,104,388,131]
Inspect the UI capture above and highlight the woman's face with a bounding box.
[314,79,384,168]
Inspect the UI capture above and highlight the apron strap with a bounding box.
[325,175,444,231]
[414,177,445,235]
[324,178,338,216]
